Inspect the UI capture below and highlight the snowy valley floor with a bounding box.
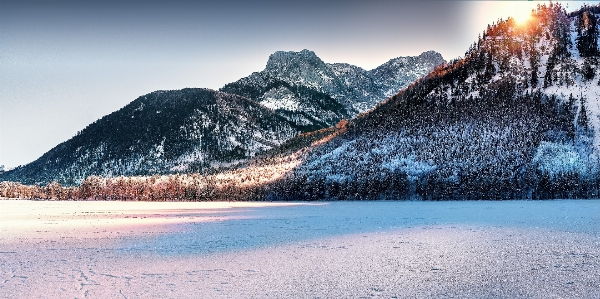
[1,199,599,298]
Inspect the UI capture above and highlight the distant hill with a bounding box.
[0,89,297,185]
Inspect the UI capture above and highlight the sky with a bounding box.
[0,0,591,169]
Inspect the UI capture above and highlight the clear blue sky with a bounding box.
[0,1,589,168]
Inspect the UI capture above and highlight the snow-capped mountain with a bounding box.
[1,89,297,185]
[5,3,600,201]
[370,50,449,98]
[1,49,442,186]
[221,49,445,130]
[263,3,600,200]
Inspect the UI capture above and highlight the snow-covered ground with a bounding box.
[1,200,599,298]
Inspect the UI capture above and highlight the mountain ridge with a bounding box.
[4,3,600,201]
[1,50,442,186]
[221,49,445,127]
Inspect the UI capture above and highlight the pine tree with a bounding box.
[578,98,590,130]
[563,93,577,140]
[530,48,539,87]
[544,53,557,87]
[583,58,595,80]
[483,52,495,82]
[576,11,599,57]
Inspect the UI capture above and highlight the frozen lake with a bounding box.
[1,199,600,298]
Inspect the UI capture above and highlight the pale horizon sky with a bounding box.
[0,1,590,168]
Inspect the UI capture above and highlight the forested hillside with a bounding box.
[0,89,297,185]
[270,3,600,200]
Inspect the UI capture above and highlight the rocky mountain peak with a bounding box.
[266,49,324,71]
[224,49,445,121]
[369,51,447,98]
[263,49,340,94]
[416,50,446,63]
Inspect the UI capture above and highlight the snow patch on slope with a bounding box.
[260,87,300,111]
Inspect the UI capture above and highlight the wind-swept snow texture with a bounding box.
[2,200,600,298]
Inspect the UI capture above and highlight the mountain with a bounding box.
[5,3,600,201]
[221,49,445,131]
[1,89,297,185]
[1,49,443,186]
[370,50,449,99]
[262,3,600,200]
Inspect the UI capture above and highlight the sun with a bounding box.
[511,9,533,26]
[482,2,538,27]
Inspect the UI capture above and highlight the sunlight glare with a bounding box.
[511,9,533,25]
[470,2,539,32]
